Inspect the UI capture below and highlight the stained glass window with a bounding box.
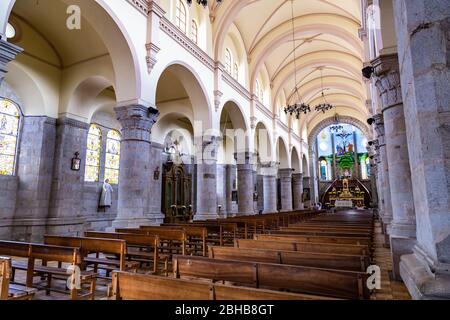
[191,20,198,44]
[105,130,121,185]
[85,124,102,182]
[176,0,187,33]
[0,99,20,176]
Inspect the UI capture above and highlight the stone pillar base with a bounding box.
[193,213,220,221]
[390,236,416,280]
[400,246,450,300]
[110,214,164,230]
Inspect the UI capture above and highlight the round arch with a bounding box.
[276,136,290,169]
[291,146,301,173]
[154,61,213,132]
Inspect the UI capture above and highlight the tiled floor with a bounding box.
[370,221,411,300]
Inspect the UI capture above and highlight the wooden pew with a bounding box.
[141,225,205,256]
[173,255,368,299]
[0,257,36,300]
[85,232,160,274]
[255,233,371,246]
[163,223,238,247]
[116,228,187,256]
[44,235,134,278]
[26,244,96,300]
[110,271,331,300]
[274,228,372,238]
[235,239,370,257]
[0,241,97,300]
[208,246,369,272]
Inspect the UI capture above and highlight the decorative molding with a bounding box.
[145,43,160,74]
[277,119,289,133]
[372,54,403,110]
[160,17,215,71]
[0,40,23,81]
[114,104,159,143]
[221,69,251,101]
[254,99,274,120]
[214,90,223,112]
[126,0,150,16]
[250,116,257,130]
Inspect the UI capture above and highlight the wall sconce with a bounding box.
[71,152,81,171]
[154,166,160,180]
[362,65,374,79]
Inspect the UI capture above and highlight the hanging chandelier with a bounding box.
[314,68,334,113]
[283,0,311,119]
[187,0,222,7]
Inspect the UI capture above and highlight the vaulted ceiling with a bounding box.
[210,0,367,127]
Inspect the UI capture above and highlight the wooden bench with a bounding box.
[110,271,331,300]
[256,234,372,246]
[173,255,368,299]
[141,225,206,256]
[209,246,369,272]
[0,256,36,300]
[274,228,372,238]
[44,235,136,279]
[116,228,187,256]
[85,232,160,274]
[163,223,237,247]
[235,239,370,256]
[0,241,97,300]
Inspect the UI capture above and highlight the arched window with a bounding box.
[85,124,102,182]
[225,48,232,74]
[0,98,20,176]
[319,160,328,181]
[255,80,261,101]
[233,63,239,80]
[105,130,121,184]
[191,20,198,44]
[176,0,187,33]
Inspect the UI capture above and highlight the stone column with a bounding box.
[216,164,227,217]
[111,104,159,229]
[0,39,22,83]
[393,0,450,299]
[279,168,294,212]
[256,174,264,213]
[303,176,311,208]
[194,137,219,221]
[331,133,337,179]
[292,173,304,210]
[373,53,417,279]
[261,162,278,213]
[147,142,165,224]
[13,117,56,241]
[225,164,236,217]
[47,117,90,235]
[235,152,255,216]
[373,114,393,236]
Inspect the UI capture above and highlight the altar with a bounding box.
[327,179,366,208]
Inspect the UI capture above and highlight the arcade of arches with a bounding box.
[0,0,449,299]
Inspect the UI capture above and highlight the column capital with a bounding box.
[260,161,278,176]
[372,53,403,110]
[114,104,159,142]
[372,113,386,141]
[279,168,294,178]
[234,151,254,165]
[0,40,23,82]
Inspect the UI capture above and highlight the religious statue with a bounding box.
[99,179,114,210]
